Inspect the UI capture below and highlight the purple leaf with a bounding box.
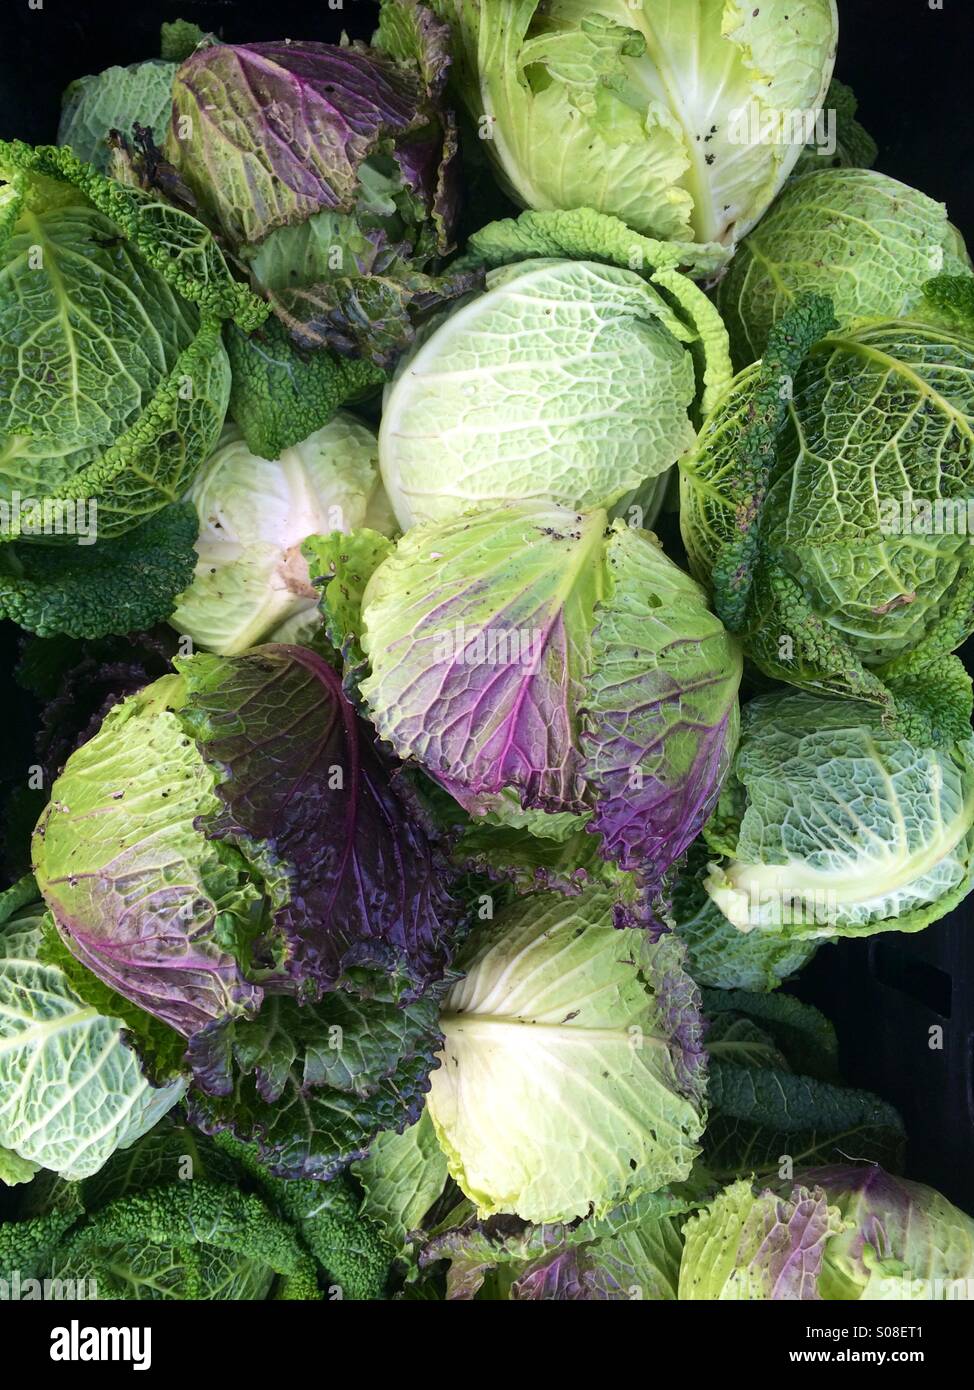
[180,644,459,999]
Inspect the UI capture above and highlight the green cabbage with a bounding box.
[430,0,837,252]
[716,168,971,366]
[680,295,974,722]
[425,885,707,1223]
[703,690,974,940]
[58,60,177,172]
[379,206,731,529]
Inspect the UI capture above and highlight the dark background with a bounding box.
[1,0,973,1208]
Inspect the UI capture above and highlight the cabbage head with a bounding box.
[170,417,395,655]
[358,501,742,899]
[430,0,837,253]
[379,206,731,529]
[425,886,707,1223]
[679,294,974,722]
[0,140,262,638]
[31,644,457,1178]
[715,168,971,366]
[0,138,262,536]
[0,140,263,541]
[703,690,974,940]
[162,3,469,367]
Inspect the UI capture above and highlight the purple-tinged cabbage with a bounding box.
[33,669,263,1040]
[31,643,457,1177]
[679,292,974,728]
[32,644,458,1039]
[185,987,443,1180]
[809,1164,974,1300]
[161,4,474,367]
[679,1178,841,1300]
[680,1164,974,1300]
[357,503,741,902]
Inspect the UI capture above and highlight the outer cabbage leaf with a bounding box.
[425,886,707,1223]
[58,60,177,172]
[451,816,609,898]
[439,777,658,924]
[703,691,974,940]
[429,0,837,251]
[362,502,603,817]
[1,1119,322,1300]
[584,519,741,880]
[14,1117,391,1300]
[458,205,726,280]
[177,645,459,1005]
[74,1118,239,1210]
[0,140,264,328]
[164,6,465,362]
[186,991,443,1180]
[0,902,184,1180]
[0,1148,39,1186]
[0,503,199,639]
[32,673,266,1039]
[36,917,189,1085]
[419,1188,690,1300]
[353,1111,450,1249]
[159,20,207,65]
[704,1060,906,1180]
[251,231,480,366]
[0,1208,80,1285]
[0,204,225,536]
[716,169,970,366]
[916,272,974,335]
[702,988,839,1081]
[699,990,905,1180]
[670,843,819,991]
[225,315,386,461]
[214,1131,394,1300]
[167,29,455,250]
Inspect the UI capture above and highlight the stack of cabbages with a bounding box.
[2,2,974,1300]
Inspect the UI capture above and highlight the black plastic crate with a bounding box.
[1,0,972,1210]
